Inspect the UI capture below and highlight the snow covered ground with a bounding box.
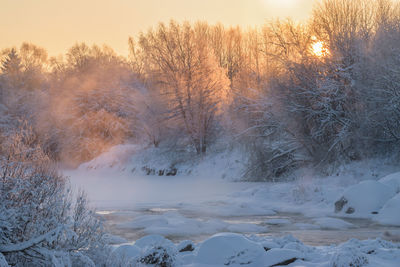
[108,233,400,267]
[66,144,400,266]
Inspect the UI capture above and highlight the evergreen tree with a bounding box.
[1,48,22,90]
[1,48,21,75]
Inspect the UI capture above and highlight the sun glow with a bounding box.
[312,40,329,57]
[261,0,299,8]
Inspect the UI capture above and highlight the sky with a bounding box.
[1,0,315,57]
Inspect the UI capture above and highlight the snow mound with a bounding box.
[334,180,396,216]
[260,240,280,250]
[375,193,400,226]
[79,144,139,170]
[108,244,141,266]
[104,233,128,244]
[380,172,400,193]
[196,233,266,266]
[111,244,140,259]
[313,217,355,230]
[109,233,400,266]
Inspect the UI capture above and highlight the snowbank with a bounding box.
[109,233,400,267]
[375,193,400,226]
[380,172,400,193]
[195,233,267,266]
[331,173,400,226]
[334,180,395,216]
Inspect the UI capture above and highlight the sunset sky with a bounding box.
[1,0,315,56]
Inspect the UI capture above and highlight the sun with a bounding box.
[311,40,329,57]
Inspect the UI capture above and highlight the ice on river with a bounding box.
[66,145,400,266]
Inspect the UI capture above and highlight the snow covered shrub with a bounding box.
[243,137,301,181]
[0,129,109,266]
[330,246,369,267]
[108,244,141,267]
[131,235,178,267]
[237,97,305,181]
[137,245,177,267]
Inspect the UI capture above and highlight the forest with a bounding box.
[2,0,400,176]
[2,0,400,266]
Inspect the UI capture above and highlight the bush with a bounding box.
[0,129,110,266]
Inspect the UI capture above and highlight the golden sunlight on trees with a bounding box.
[1,0,400,177]
[135,21,230,154]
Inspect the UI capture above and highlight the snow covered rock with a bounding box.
[263,248,303,267]
[380,172,400,193]
[196,233,266,266]
[375,193,400,226]
[138,245,177,267]
[260,240,280,251]
[313,217,355,230]
[283,242,314,254]
[334,180,396,216]
[132,235,178,267]
[177,240,195,252]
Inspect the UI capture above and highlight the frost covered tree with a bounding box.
[1,48,22,78]
[364,0,400,149]
[137,21,230,154]
[0,127,109,266]
[265,0,376,166]
[39,43,140,165]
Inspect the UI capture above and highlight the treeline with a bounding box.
[1,0,400,179]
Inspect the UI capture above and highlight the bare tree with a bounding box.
[137,21,230,154]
